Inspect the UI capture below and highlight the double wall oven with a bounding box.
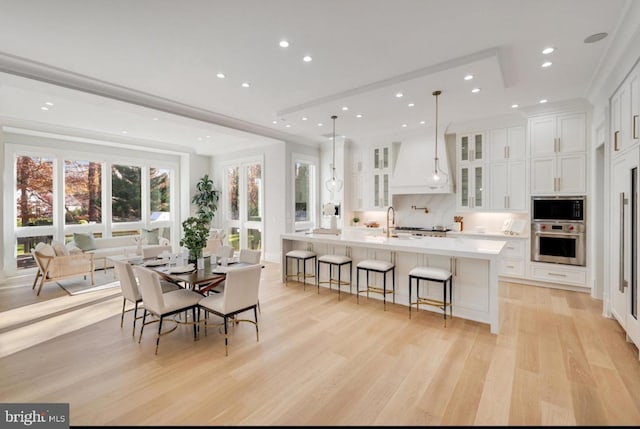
[531,196,586,266]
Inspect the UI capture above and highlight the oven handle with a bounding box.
[533,231,583,239]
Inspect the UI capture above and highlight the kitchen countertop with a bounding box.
[447,231,529,239]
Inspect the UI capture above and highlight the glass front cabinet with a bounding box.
[457,133,485,210]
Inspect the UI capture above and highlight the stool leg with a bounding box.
[392,267,395,304]
[443,279,447,327]
[349,262,353,295]
[408,276,412,319]
[337,264,341,300]
[383,271,386,311]
[366,270,370,300]
[317,260,321,294]
[356,268,360,304]
[449,277,453,320]
[303,258,307,289]
[416,278,420,314]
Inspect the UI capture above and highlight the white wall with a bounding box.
[0,126,5,280]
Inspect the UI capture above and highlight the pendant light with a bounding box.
[325,115,343,193]
[432,90,448,184]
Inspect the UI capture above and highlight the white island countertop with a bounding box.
[282,231,507,260]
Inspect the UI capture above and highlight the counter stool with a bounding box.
[408,266,453,326]
[317,254,352,300]
[356,260,395,310]
[285,250,317,291]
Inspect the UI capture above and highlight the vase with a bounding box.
[188,248,202,264]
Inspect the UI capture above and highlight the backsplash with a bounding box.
[391,194,457,228]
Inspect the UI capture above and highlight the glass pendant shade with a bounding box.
[326,115,343,193]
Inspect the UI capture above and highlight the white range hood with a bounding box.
[389,133,455,195]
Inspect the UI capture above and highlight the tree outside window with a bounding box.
[111,164,141,222]
[15,156,54,227]
[64,160,102,224]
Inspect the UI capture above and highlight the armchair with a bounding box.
[31,242,95,296]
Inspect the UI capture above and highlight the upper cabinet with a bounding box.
[458,132,484,164]
[489,126,526,161]
[529,112,587,195]
[371,145,393,209]
[611,62,640,156]
[457,133,485,210]
[348,144,396,212]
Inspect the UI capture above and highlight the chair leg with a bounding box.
[155,316,163,355]
[132,301,139,337]
[254,307,259,342]
[139,310,147,344]
[36,274,46,296]
[32,270,41,290]
[192,307,197,340]
[224,317,229,356]
[120,298,126,328]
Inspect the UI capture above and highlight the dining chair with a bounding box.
[133,266,203,354]
[239,248,261,264]
[204,245,237,295]
[113,260,181,337]
[198,264,262,356]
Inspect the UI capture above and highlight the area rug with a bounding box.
[57,271,121,296]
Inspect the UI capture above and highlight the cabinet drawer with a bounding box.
[501,240,525,258]
[499,258,525,276]
[531,265,586,285]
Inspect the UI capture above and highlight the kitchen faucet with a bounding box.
[386,206,396,238]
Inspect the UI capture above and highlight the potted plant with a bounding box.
[352,216,360,226]
[192,174,220,228]
[179,216,210,263]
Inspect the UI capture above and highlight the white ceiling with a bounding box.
[0,0,630,154]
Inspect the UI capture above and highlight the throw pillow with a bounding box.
[51,240,69,256]
[141,228,160,245]
[73,232,96,251]
[34,242,56,258]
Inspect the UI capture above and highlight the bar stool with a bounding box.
[285,250,317,291]
[408,266,453,326]
[317,254,352,299]
[356,259,395,310]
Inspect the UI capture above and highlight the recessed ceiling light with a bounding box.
[471,88,481,93]
[121,130,128,134]
[464,74,474,81]
[395,92,404,98]
[152,117,159,121]
[40,106,49,111]
[317,123,323,126]
[341,135,346,138]
[45,101,54,106]
[303,55,312,62]
[216,72,225,79]
[302,116,308,121]
[285,124,291,128]
[407,103,415,107]
[541,61,552,68]
[584,32,608,44]
[241,82,250,88]
[511,104,519,108]
[272,120,278,124]
[206,135,211,138]
[279,40,289,48]
[542,47,555,55]
[356,114,363,118]
[197,137,203,141]
[420,120,426,125]
[341,106,349,111]
[539,99,548,104]
[402,124,407,128]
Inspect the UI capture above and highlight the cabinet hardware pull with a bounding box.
[504,195,507,208]
[507,246,515,250]
[507,195,510,208]
[548,272,567,277]
[507,145,510,159]
[620,192,627,292]
[557,177,560,192]
[506,265,515,269]
[634,115,639,139]
[614,130,620,151]
[504,146,507,159]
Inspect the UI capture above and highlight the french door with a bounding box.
[224,158,263,252]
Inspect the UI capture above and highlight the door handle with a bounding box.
[620,192,627,292]
[634,115,638,139]
[614,130,620,151]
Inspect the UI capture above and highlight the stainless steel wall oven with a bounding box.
[531,196,586,266]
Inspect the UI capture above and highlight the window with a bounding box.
[223,159,263,252]
[15,156,54,227]
[293,156,316,231]
[64,160,102,224]
[111,164,141,222]
[150,167,170,216]
[226,166,239,221]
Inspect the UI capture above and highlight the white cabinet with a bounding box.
[349,144,395,211]
[457,133,485,210]
[490,160,526,210]
[611,63,640,156]
[529,112,587,195]
[499,239,526,278]
[453,257,489,313]
[530,154,586,194]
[529,113,586,156]
[488,125,526,210]
[530,263,587,286]
[371,145,392,208]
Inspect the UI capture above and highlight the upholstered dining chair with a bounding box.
[113,259,181,337]
[239,248,261,264]
[203,245,237,295]
[198,264,262,356]
[133,266,203,354]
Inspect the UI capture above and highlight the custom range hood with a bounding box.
[389,132,455,195]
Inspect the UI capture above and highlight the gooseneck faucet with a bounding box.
[386,206,396,238]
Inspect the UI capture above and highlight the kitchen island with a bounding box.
[281,231,506,334]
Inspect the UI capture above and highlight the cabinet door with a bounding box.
[459,166,470,208]
[507,160,527,210]
[489,128,508,161]
[507,126,526,160]
[631,69,640,144]
[453,258,489,312]
[373,174,380,207]
[530,157,555,194]
[620,83,631,152]
[611,89,622,154]
[557,154,586,194]
[557,113,586,153]
[473,133,484,162]
[490,162,508,209]
[611,154,631,325]
[473,166,484,208]
[529,116,556,157]
[459,135,471,162]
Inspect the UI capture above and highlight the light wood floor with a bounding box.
[1,262,640,426]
